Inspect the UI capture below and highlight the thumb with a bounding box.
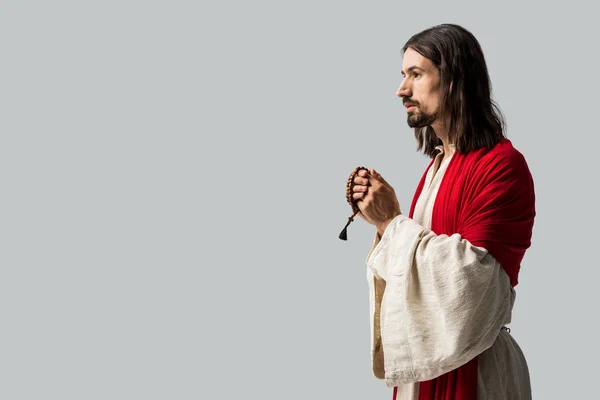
[369,168,388,185]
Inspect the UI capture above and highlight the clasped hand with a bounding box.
[352,168,402,236]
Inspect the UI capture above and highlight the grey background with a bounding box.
[2,1,598,399]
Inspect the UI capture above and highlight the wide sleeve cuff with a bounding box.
[364,214,515,386]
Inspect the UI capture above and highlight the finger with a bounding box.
[358,169,368,177]
[353,192,365,200]
[369,168,388,186]
[353,176,369,185]
[353,185,368,193]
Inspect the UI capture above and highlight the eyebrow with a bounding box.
[402,65,425,75]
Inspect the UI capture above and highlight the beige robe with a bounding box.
[366,147,532,399]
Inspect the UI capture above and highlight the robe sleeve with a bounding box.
[366,214,515,386]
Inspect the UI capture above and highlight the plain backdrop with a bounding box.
[1,1,599,399]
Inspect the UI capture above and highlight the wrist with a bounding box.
[376,213,400,237]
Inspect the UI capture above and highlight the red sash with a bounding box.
[398,139,535,399]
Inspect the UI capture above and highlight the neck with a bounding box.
[431,121,454,156]
[440,139,454,156]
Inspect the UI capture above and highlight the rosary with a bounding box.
[339,166,370,241]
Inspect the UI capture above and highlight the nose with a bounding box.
[396,78,411,98]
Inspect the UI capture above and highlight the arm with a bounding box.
[364,146,534,385]
[366,214,514,386]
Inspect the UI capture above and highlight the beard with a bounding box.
[406,105,438,128]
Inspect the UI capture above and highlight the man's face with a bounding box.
[396,48,441,128]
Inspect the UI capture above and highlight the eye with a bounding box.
[413,72,421,78]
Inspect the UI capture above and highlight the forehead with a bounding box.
[401,47,435,73]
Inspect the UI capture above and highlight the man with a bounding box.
[351,24,536,399]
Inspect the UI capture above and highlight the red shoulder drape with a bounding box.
[401,139,536,400]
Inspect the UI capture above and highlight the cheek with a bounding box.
[426,82,441,110]
[413,85,431,110]
[418,90,439,112]
[426,97,439,112]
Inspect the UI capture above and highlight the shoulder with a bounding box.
[450,139,535,200]
[472,139,532,177]
[469,140,535,204]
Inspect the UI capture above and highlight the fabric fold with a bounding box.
[367,215,513,387]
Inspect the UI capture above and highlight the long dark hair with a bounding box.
[402,24,506,158]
